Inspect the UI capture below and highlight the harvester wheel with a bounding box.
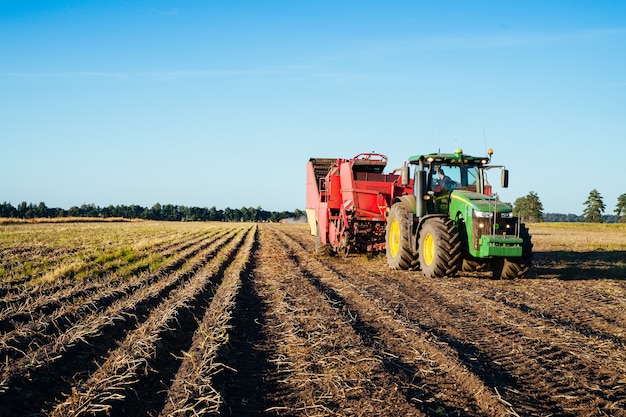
[315,222,333,257]
[494,223,533,279]
[385,203,417,270]
[339,232,350,258]
[418,217,462,278]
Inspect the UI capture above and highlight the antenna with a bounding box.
[438,123,441,152]
[483,128,487,153]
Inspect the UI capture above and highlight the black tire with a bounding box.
[386,203,417,270]
[457,219,488,273]
[462,258,489,272]
[418,217,462,278]
[315,222,333,257]
[490,259,505,280]
[498,223,533,279]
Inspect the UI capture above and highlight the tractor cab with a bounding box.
[406,149,509,217]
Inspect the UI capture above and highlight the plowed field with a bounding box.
[1,221,625,416]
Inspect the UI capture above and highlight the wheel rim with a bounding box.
[389,220,400,257]
[423,233,435,265]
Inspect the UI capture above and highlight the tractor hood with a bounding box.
[450,190,513,213]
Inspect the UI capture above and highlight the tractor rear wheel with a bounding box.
[386,203,417,270]
[418,217,462,278]
[495,223,533,279]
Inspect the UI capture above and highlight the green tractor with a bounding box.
[386,149,532,279]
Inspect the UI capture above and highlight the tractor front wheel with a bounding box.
[494,223,533,279]
[418,218,462,278]
[462,258,489,273]
[386,203,417,270]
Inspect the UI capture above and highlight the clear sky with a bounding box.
[1,1,625,214]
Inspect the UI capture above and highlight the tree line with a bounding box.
[4,189,625,224]
[514,190,626,223]
[0,201,305,223]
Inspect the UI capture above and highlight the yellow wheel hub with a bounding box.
[389,220,400,257]
[423,233,435,265]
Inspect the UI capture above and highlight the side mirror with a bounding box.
[501,169,509,188]
[400,165,410,186]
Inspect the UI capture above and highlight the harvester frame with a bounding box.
[306,153,413,256]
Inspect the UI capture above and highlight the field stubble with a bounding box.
[0,221,624,416]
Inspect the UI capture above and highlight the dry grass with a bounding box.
[0,221,220,286]
[528,222,626,252]
[0,230,240,392]
[159,227,257,416]
[0,217,132,225]
[1,221,625,416]
[49,227,252,416]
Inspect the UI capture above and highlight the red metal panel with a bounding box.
[318,202,329,244]
[305,161,320,211]
[306,153,415,251]
[327,172,342,210]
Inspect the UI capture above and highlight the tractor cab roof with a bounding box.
[408,149,492,166]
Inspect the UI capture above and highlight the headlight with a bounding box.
[474,210,493,218]
[500,212,513,218]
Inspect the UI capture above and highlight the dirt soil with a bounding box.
[1,222,625,416]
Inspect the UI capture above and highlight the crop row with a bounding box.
[278,223,626,416]
[0,222,255,416]
[3,221,624,416]
[0,222,210,288]
[259,225,508,416]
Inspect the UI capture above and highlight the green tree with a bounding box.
[224,207,233,221]
[208,206,222,221]
[0,202,17,218]
[36,202,49,218]
[582,189,605,223]
[615,193,626,222]
[240,207,250,221]
[161,204,180,221]
[149,203,163,220]
[294,208,305,220]
[17,201,29,218]
[513,191,544,222]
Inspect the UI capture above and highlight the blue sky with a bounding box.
[1,1,625,214]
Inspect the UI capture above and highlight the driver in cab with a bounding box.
[433,169,455,192]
